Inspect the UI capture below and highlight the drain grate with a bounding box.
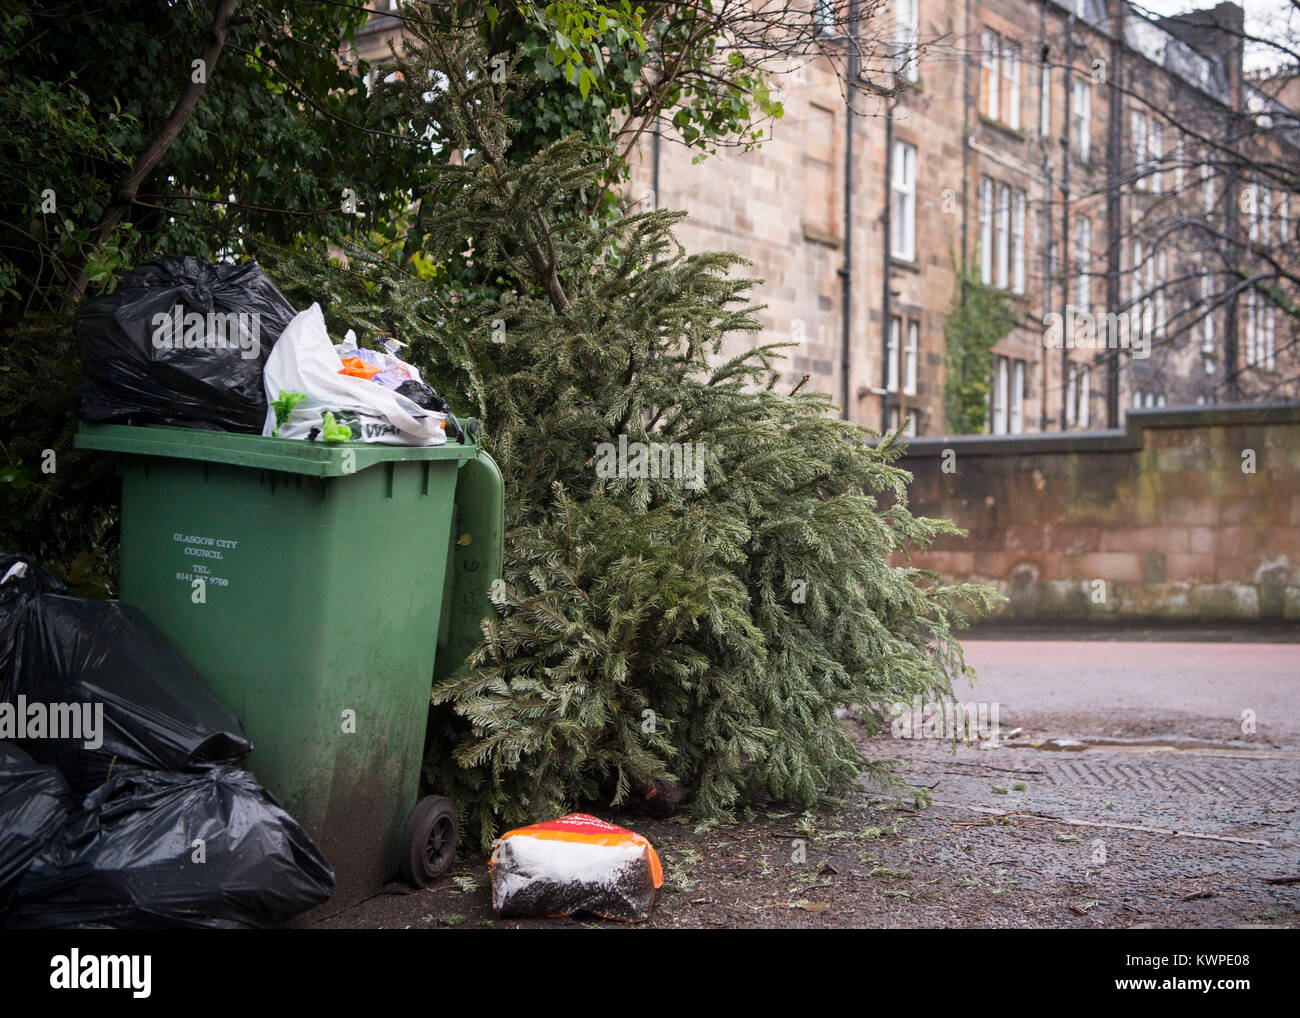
[1037,755,1300,800]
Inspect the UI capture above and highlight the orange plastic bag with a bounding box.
[488,814,664,921]
[337,356,381,380]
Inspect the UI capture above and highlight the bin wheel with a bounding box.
[400,795,458,887]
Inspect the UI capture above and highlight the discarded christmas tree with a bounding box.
[267,29,999,847]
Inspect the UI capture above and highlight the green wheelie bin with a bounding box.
[75,422,504,909]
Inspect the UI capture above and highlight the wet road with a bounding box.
[958,639,1300,747]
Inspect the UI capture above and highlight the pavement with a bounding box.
[313,635,1300,928]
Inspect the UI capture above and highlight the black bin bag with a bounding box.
[0,552,64,692]
[2,592,252,796]
[0,553,64,600]
[7,766,334,928]
[73,256,296,432]
[0,743,71,915]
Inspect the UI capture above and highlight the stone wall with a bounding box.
[894,403,1300,621]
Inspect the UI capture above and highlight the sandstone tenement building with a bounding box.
[356,1,1300,437]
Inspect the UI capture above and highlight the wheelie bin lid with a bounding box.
[75,422,481,478]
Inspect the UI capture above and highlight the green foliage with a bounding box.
[508,0,647,100]
[461,0,782,198]
[0,314,118,593]
[942,269,1018,434]
[0,0,423,319]
[312,32,997,846]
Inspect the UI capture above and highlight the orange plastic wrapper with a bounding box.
[488,813,664,921]
[337,356,381,380]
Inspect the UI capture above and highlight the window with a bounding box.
[1132,111,1147,178]
[1200,269,1215,354]
[980,178,1025,292]
[991,355,1026,434]
[981,30,1000,122]
[992,356,1009,434]
[1261,187,1272,245]
[887,315,901,391]
[1148,121,1162,194]
[815,0,835,36]
[1174,136,1185,190]
[1201,159,1214,216]
[979,176,994,284]
[1155,249,1167,338]
[888,407,917,436]
[1011,190,1026,294]
[1071,79,1090,160]
[1039,62,1051,137]
[1010,360,1025,433]
[1265,302,1276,370]
[995,183,1010,288]
[1067,364,1090,427]
[1131,241,1144,339]
[889,316,921,397]
[1132,111,1163,191]
[1001,42,1021,130]
[1073,215,1091,313]
[1247,292,1277,369]
[1143,246,1156,338]
[1245,290,1256,366]
[889,406,918,435]
[904,320,919,395]
[1247,182,1260,242]
[894,0,920,82]
[891,141,917,260]
[981,31,1021,128]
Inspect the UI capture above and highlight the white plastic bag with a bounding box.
[261,304,446,445]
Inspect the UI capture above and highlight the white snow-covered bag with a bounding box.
[261,303,446,445]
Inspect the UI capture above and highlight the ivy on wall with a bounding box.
[943,268,1017,434]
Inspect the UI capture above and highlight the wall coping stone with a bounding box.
[887,402,1300,459]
